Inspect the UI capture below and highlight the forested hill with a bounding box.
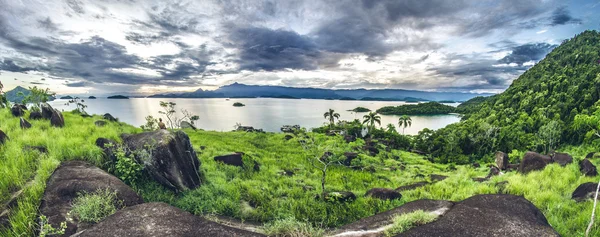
[415,30,600,164]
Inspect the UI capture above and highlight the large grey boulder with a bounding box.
[495,151,509,170]
[20,117,31,129]
[50,109,65,127]
[0,130,8,145]
[122,130,202,191]
[39,161,144,236]
[41,103,54,119]
[73,202,264,237]
[398,194,559,237]
[551,152,573,166]
[518,152,552,173]
[572,182,600,202]
[579,159,597,176]
[11,104,25,117]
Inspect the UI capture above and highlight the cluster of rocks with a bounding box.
[5,103,65,134]
[235,126,264,133]
[280,125,300,133]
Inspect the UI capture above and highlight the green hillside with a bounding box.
[415,30,600,163]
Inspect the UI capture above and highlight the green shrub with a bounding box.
[261,217,325,237]
[70,189,122,223]
[384,210,437,236]
[111,147,144,185]
[39,215,67,237]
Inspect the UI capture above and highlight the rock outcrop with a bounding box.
[365,188,402,201]
[20,117,31,129]
[324,191,356,203]
[495,151,509,170]
[11,104,25,117]
[122,130,202,191]
[94,120,107,127]
[39,161,143,236]
[551,152,573,166]
[73,202,264,237]
[29,111,42,120]
[518,152,552,173]
[50,109,65,127]
[399,194,559,236]
[214,153,244,167]
[95,138,118,162]
[103,113,118,122]
[41,103,54,119]
[572,182,600,202]
[0,130,8,145]
[579,159,597,176]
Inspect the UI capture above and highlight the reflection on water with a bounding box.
[49,98,461,135]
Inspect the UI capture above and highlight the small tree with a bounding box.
[323,109,340,127]
[398,115,412,135]
[140,115,159,130]
[386,124,397,133]
[362,112,381,132]
[158,101,199,129]
[537,120,562,154]
[20,86,55,111]
[298,134,344,200]
[65,97,88,114]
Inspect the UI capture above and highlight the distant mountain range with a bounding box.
[150,83,492,102]
[5,86,56,103]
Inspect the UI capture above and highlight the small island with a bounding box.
[348,107,371,112]
[376,101,456,115]
[107,95,129,99]
[60,96,73,100]
[88,96,97,99]
[233,102,245,107]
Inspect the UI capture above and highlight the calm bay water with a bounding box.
[49,98,461,135]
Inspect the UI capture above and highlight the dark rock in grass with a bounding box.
[472,162,480,168]
[551,152,573,166]
[430,174,447,182]
[40,161,143,236]
[496,181,510,194]
[343,152,358,166]
[94,120,107,127]
[333,200,454,237]
[410,149,428,156]
[518,151,552,174]
[324,191,356,203]
[472,177,488,183]
[396,181,430,192]
[95,138,118,162]
[284,134,294,141]
[20,117,31,129]
[579,159,597,176]
[122,130,202,192]
[103,113,118,122]
[278,169,295,176]
[29,111,42,120]
[572,182,600,202]
[0,130,8,145]
[214,153,244,167]
[364,145,379,156]
[495,151,509,170]
[365,188,402,201]
[281,125,300,133]
[180,121,196,130]
[41,103,55,119]
[485,166,501,179]
[399,194,559,237]
[74,202,264,237]
[50,109,65,127]
[11,104,25,117]
[586,152,597,159]
[253,161,261,172]
[344,135,356,143]
[507,163,520,170]
[24,145,48,153]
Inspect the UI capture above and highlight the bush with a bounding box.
[111,147,144,185]
[70,189,123,223]
[384,210,438,236]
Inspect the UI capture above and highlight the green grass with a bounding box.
[1,108,600,236]
[70,189,121,223]
[384,210,438,236]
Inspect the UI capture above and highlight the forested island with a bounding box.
[376,102,457,115]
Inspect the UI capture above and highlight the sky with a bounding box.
[0,0,598,96]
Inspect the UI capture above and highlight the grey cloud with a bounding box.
[37,17,59,32]
[65,81,88,87]
[550,6,582,26]
[0,59,37,72]
[499,43,556,65]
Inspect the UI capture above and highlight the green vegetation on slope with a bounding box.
[376,102,456,115]
[414,30,600,163]
[348,107,371,112]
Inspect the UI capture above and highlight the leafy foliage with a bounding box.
[377,102,456,115]
[39,215,67,237]
[415,30,600,163]
[70,189,122,223]
[362,112,381,131]
[65,97,88,115]
[0,80,8,108]
[19,86,55,112]
[324,109,341,127]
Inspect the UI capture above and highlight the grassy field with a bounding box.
[0,108,599,236]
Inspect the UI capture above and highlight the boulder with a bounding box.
[24,145,48,153]
[41,103,55,119]
[214,153,244,167]
[73,202,264,237]
[430,174,447,182]
[396,181,430,192]
[284,134,294,141]
[495,151,509,170]
[281,125,300,133]
[180,121,196,130]
[122,130,202,191]
[472,162,480,168]
[103,113,118,122]
[94,120,107,127]
[19,117,31,129]
[365,188,402,201]
[39,161,144,236]
[579,159,597,176]
[572,182,600,202]
[551,152,573,166]
[332,200,454,237]
[364,145,379,156]
[0,130,8,145]
[11,104,25,117]
[399,194,559,237]
[95,138,118,162]
[29,111,42,120]
[324,191,356,203]
[50,109,65,127]
[485,166,500,179]
[343,152,358,166]
[518,152,552,173]
[344,135,356,143]
[586,152,597,159]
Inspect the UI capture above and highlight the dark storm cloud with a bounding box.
[37,17,59,32]
[65,81,87,87]
[0,59,37,72]
[550,6,582,26]
[230,27,322,71]
[499,43,556,65]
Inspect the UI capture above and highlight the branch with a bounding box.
[586,180,600,237]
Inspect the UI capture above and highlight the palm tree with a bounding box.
[386,124,397,133]
[362,112,381,131]
[323,109,340,127]
[398,115,412,134]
